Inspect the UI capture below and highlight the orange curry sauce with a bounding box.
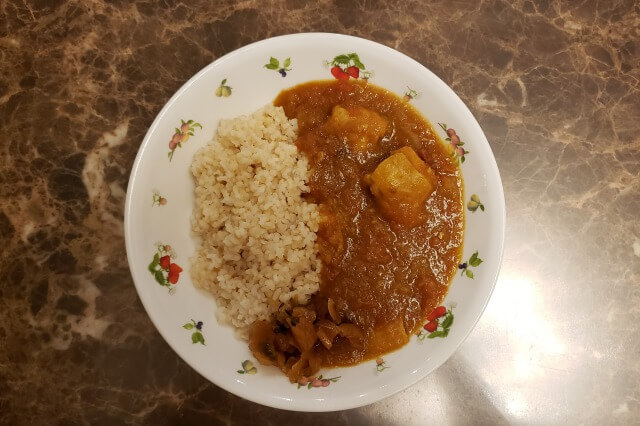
[251,80,464,380]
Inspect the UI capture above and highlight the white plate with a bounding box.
[124,33,505,412]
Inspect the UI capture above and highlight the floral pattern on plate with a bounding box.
[148,244,183,294]
[467,194,485,212]
[215,78,232,97]
[237,360,258,375]
[264,57,292,77]
[296,374,341,389]
[168,119,202,161]
[375,357,390,372]
[152,192,167,206]
[417,305,455,340]
[403,87,418,101]
[438,122,468,163]
[325,53,372,80]
[459,251,483,279]
[183,320,206,345]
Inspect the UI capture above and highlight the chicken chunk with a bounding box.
[364,146,438,226]
[327,105,388,153]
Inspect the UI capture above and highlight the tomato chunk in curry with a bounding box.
[249,80,464,382]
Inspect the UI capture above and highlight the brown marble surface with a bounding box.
[1,0,639,424]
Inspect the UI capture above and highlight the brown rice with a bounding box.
[190,105,320,331]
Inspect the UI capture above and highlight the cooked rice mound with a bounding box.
[190,105,321,330]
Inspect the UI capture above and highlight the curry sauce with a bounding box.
[249,80,464,380]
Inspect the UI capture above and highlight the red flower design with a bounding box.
[168,263,183,284]
[159,255,171,270]
[148,244,183,294]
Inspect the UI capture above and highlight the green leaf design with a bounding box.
[441,312,454,329]
[154,270,167,286]
[348,53,362,62]
[405,87,418,98]
[427,330,446,339]
[334,54,350,64]
[480,204,485,211]
[270,57,279,66]
[470,257,483,267]
[237,370,245,374]
[192,122,202,129]
[377,363,389,372]
[461,251,481,278]
[183,323,194,330]
[148,253,159,272]
[221,78,227,85]
[192,331,205,345]
[352,58,365,69]
[468,251,482,267]
[283,57,291,68]
[264,63,278,70]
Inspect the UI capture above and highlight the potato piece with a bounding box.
[364,146,437,226]
[327,105,388,153]
[394,146,438,183]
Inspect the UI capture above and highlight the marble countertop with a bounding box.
[2,0,639,424]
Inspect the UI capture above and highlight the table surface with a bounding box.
[2,0,639,424]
